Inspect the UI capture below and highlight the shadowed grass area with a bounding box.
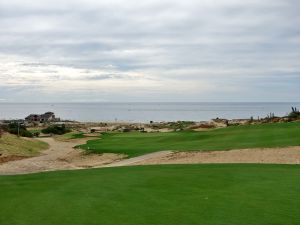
[79,122,300,157]
[0,133,49,156]
[0,164,299,225]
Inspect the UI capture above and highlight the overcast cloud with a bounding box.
[0,0,299,102]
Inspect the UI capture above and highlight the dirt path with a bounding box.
[0,138,123,175]
[132,146,300,166]
[104,151,172,167]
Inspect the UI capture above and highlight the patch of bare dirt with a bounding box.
[104,151,172,167]
[0,155,29,164]
[0,137,124,175]
[133,146,300,165]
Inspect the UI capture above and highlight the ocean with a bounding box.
[0,102,299,123]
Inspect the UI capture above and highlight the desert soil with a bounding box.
[0,137,124,175]
[132,147,300,166]
[1,137,300,175]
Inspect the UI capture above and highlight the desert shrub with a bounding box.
[32,132,40,137]
[41,124,71,135]
[189,123,215,129]
[288,107,300,119]
[170,121,195,130]
[5,122,33,137]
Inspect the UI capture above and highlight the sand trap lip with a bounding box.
[131,146,300,166]
[103,151,172,167]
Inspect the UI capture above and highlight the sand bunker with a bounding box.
[1,137,300,175]
[133,147,300,166]
[0,137,124,175]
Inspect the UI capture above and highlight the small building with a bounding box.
[40,112,56,122]
[25,112,58,123]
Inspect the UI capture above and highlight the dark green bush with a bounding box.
[32,132,40,137]
[288,107,300,119]
[5,122,33,137]
[41,124,71,135]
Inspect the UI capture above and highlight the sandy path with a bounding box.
[132,146,300,166]
[0,138,123,175]
[104,151,172,167]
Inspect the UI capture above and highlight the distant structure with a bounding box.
[25,112,59,123]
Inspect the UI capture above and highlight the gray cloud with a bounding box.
[0,0,299,102]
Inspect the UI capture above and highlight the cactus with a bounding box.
[288,107,300,119]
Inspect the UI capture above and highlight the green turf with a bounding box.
[64,132,86,139]
[79,122,300,157]
[0,164,299,225]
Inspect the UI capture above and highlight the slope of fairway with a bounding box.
[79,122,300,157]
[0,133,49,157]
[0,164,299,225]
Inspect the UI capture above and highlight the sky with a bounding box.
[0,0,299,102]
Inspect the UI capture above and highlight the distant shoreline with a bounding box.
[1,102,300,123]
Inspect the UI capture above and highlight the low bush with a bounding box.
[288,107,300,119]
[1,122,33,137]
[41,124,71,135]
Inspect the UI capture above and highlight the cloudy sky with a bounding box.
[0,0,299,102]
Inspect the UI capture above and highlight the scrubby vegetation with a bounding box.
[288,107,300,119]
[41,124,71,135]
[149,121,196,131]
[0,123,33,137]
[27,129,41,137]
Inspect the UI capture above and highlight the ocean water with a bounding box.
[0,102,299,123]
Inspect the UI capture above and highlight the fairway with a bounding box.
[0,164,299,225]
[79,122,300,157]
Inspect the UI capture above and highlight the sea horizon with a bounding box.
[1,102,299,123]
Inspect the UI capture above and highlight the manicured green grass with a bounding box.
[0,133,49,156]
[79,122,300,157]
[0,164,299,225]
[64,132,86,139]
[55,132,88,141]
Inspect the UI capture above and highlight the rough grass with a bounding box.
[79,122,300,157]
[0,133,49,156]
[0,164,299,225]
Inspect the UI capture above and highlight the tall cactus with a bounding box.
[289,107,300,119]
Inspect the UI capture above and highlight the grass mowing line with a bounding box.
[0,164,299,225]
[55,132,93,141]
[78,122,300,157]
[65,132,86,139]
